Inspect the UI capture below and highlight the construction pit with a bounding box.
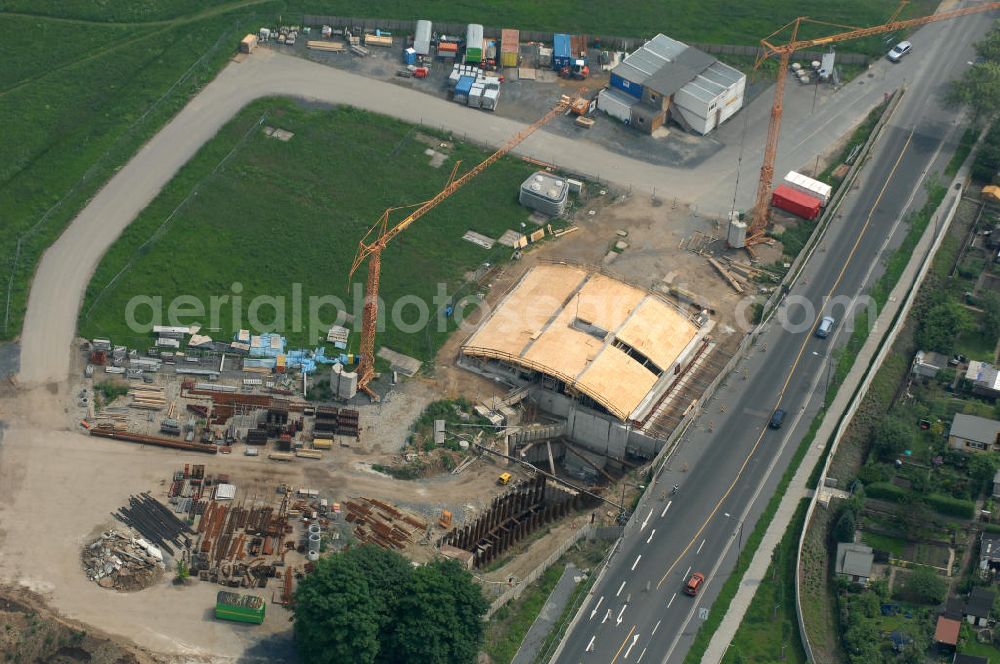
[0,184,783,659]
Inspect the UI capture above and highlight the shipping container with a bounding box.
[609,72,642,99]
[782,170,832,206]
[599,88,638,123]
[465,24,484,63]
[455,75,475,96]
[414,19,432,56]
[500,29,519,68]
[771,185,821,220]
[553,33,572,70]
[215,591,265,624]
[438,41,458,59]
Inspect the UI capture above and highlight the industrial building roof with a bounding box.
[949,413,1000,445]
[462,264,701,421]
[613,33,716,96]
[677,61,744,103]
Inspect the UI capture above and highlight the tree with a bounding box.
[294,554,381,664]
[981,291,1000,340]
[872,417,913,461]
[969,454,1000,495]
[916,301,973,355]
[174,560,189,583]
[947,61,1000,123]
[903,566,946,605]
[387,560,488,664]
[834,508,857,543]
[294,547,487,664]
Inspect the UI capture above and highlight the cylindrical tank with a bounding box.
[308,533,321,553]
[308,523,321,536]
[307,550,319,562]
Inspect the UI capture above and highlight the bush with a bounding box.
[926,493,975,519]
[866,482,908,503]
[972,119,1000,183]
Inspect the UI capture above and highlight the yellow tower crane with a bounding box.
[349,96,571,399]
[745,1,1000,246]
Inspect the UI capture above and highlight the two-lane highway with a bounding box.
[552,7,993,663]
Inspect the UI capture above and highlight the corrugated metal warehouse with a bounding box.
[599,33,745,135]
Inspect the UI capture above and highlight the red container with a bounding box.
[771,184,821,220]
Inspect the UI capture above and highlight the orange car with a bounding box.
[684,572,705,596]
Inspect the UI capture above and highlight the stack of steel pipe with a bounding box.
[113,493,193,556]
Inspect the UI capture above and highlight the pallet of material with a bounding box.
[306,40,345,52]
[350,45,369,57]
[575,116,595,128]
[294,450,323,460]
[364,34,392,47]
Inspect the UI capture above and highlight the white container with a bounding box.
[783,170,832,206]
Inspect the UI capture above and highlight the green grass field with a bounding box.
[285,0,935,52]
[79,100,544,361]
[0,0,276,341]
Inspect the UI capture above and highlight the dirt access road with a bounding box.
[16,48,906,387]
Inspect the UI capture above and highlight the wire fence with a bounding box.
[300,14,870,65]
[1,17,251,338]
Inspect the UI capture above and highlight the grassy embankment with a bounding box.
[0,0,278,340]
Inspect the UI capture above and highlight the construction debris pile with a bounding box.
[82,530,166,591]
[344,498,428,550]
[113,493,194,556]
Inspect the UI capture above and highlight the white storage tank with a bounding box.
[519,172,569,216]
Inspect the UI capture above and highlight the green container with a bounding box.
[215,591,265,624]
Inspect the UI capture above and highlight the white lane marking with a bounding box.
[586,636,596,652]
[652,619,662,635]
[684,566,691,579]
[617,581,626,597]
[602,608,612,624]
[631,555,642,571]
[637,647,647,662]
[623,634,640,659]
[696,539,706,554]
[616,604,628,625]
[661,501,672,518]
[641,508,653,530]
[667,594,676,609]
[590,596,604,619]
[647,529,656,544]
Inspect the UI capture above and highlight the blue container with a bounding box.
[610,72,643,99]
[404,48,417,65]
[553,33,572,70]
[455,75,475,95]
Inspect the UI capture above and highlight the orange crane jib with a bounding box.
[348,97,571,399]
[746,1,1000,246]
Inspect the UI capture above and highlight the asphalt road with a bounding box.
[551,8,992,664]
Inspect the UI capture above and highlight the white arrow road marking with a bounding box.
[602,608,612,624]
[641,509,653,530]
[617,604,628,626]
[590,596,604,619]
[646,529,655,544]
[631,555,642,571]
[617,581,626,597]
[623,634,640,659]
[652,619,662,635]
[586,636,596,652]
[661,501,672,518]
[667,593,676,609]
[697,539,706,554]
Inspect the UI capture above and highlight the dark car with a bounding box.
[769,408,787,429]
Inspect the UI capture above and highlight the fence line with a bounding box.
[484,522,595,618]
[299,15,868,65]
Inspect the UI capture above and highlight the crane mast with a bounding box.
[349,97,571,398]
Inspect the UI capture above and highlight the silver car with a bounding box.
[887,41,912,62]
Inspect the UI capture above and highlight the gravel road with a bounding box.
[18,48,900,387]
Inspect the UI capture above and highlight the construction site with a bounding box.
[6,2,982,660]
